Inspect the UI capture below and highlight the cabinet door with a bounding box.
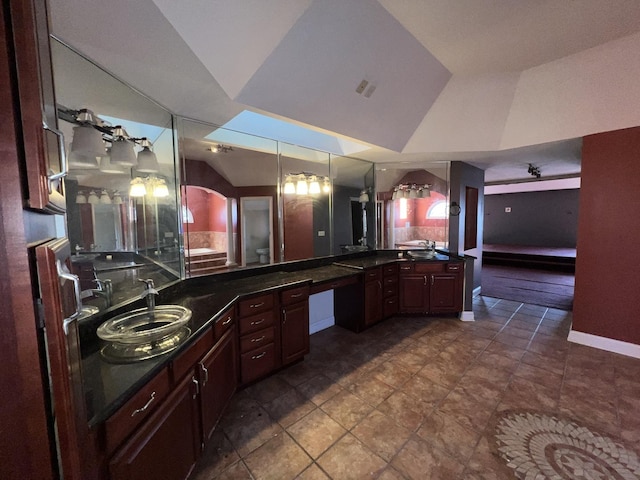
[399,275,428,313]
[109,375,200,480]
[281,301,309,365]
[363,279,383,326]
[199,329,237,443]
[430,274,461,312]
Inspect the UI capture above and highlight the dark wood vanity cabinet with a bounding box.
[280,285,310,366]
[399,262,463,314]
[108,308,238,480]
[108,373,200,480]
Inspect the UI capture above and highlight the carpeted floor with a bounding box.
[481,264,575,310]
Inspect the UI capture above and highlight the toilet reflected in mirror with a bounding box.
[240,196,274,266]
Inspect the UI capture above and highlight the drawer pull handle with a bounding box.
[131,392,156,417]
[222,316,232,326]
[251,335,266,343]
[290,293,303,298]
[400,266,411,270]
[250,301,265,309]
[251,318,265,326]
[192,377,199,399]
[252,351,267,360]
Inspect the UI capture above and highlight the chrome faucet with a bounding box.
[91,278,113,307]
[138,278,158,313]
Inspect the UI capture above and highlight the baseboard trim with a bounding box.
[310,316,335,335]
[472,286,482,297]
[567,330,640,359]
[459,311,475,322]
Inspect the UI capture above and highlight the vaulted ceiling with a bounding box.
[49,0,640,183]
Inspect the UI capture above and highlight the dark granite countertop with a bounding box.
[82,264,361,426]
[81,250,463,427]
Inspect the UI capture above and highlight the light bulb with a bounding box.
[309,176,321,194]
[283,176,296,194]
[296,176,308,195]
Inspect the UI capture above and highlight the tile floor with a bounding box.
[189,296,640,480]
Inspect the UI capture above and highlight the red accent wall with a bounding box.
[283,196,313,261]
[573,126,640,345]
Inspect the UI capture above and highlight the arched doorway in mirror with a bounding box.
[182,185,237,276]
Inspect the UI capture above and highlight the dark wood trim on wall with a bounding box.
[1,2,55,477]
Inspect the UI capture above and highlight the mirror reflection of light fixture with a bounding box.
[129,178,147,197]
[296,175,308,195]
[391,183,431,200]
[110,128,137,166]
[283,176,296,194]
[87,190,100,204]
[208,144,233,154]
[308,176,321,194]
[112,191,123,204]
[136,138,159,173]
[283,172,331,195]
[152,178,169,197]
[75,191,87,204]
[100,190,112,204]
[358,189,370,203]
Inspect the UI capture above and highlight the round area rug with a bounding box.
[494,411,640,479]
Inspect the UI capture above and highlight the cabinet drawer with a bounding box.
[240,343,276,384]
[383,296,399,317]
[383,284,398,298]
[309,275,358,294]
[398,263,414,273]
[383,263,398,276]
[238,293,274,317]
[214,307,235,340]
[280,285,310,306]
[171,328,215,383]
[240,326,275,353]
[414,262,445,274]
[383,275,398,286]
[104,367,171,454]
[238,310,275,336]
[364,268,381,283]
[446,263,463,273]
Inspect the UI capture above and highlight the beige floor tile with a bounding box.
[295,374,343,406]
[391,435,465,480]
[213,461,254,480]
[316,433,387,479]
[221,405,283,457]
[243,433,311,480]
[320,390,373,429]
[377,390,433,431]
[263,389,316,428]
[346,371,395,407]
[351,410,413,462]
[295,463,330,480]
[418,409,481,462]
[287,409,346,459]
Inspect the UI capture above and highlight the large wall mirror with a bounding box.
[376,163,451,250]
[52,39,182,316]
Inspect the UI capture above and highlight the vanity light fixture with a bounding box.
[391,183,431,200]
[283,176,296,194]
[208,144,233,154]
[100,190,112,204]
[358,189,370,203]
[87,190,100,204]
[152,178,169,198]
[75,191,87,204]
[308,176,321,195]
[112,191,123,205]
[58,106,161,172]
[129,178,147,197]
[283,172,331,195]
[136,138,159,173]
[296,175,309,195]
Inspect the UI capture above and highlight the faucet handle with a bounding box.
[138,278,155,289]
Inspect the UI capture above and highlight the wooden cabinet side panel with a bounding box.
[281,301,309,365]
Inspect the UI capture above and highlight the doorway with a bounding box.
[240,197,273,266]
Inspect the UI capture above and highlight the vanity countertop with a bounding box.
[82,263,362,426]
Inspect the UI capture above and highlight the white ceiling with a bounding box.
[49,0,640,184]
